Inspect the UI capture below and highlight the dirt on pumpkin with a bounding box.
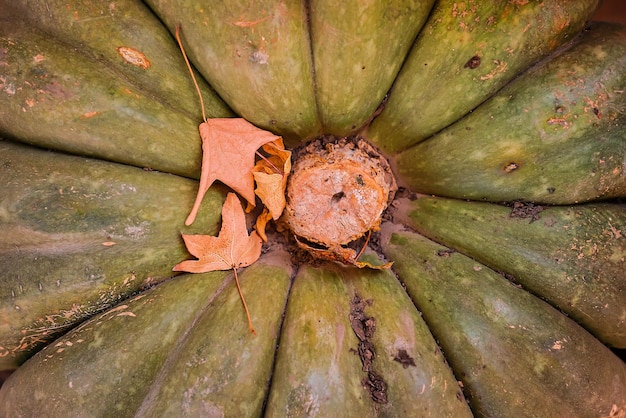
[349,293,388,404]
[507,201,544,222]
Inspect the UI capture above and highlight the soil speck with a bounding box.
[393,349,416,369]
[508,201,544,223]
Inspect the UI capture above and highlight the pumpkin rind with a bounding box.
[366,0,600,152]
[0,0,624,416]
[0,18,230,178]
[381,225,626,417]
[9,0,227,122]
[394,196,626,348]
[144,0,321,143]
[266,259,473,416]
[308,0,435,135]
[0,141,224,369]
[394,22,626,204]
[0,250,292,416]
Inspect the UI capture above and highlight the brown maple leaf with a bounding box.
[174,193,263,333]
[175,26,282,227]
[185,118,281,226]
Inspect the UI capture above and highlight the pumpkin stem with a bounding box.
[175,24,207,123]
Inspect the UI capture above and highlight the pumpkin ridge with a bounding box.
[134,272,233,416]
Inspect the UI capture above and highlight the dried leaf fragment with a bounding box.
[252,139,292,239]
[253,139,292,220]
[294,237,393,270]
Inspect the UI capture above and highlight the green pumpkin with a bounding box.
[1,0,625,416]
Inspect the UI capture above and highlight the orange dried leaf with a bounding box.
[174,193,263,273]
[254,207,274,242]
[294,238,393,270]
[185,118,281,226]
[253,139,292,220]
[175,193,263,334]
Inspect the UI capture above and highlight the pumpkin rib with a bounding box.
[394,195,626,348]
[0,20,217,178]
[373,25,588,157]
[394,22,626,205]
[133,249,294,416]
[9,0,232,123]
[134,271,234,416]
[0,141,225,370]
[366,0,601,153]
[381,223,626,416]
[306,0,435,137]
[144,0,322,143]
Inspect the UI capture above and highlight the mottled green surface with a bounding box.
[0,142,224,369]
[366,0,599,152]
[10,0,229,122]
[266,264,372,416]
[0,8,231,178]
[395,23,626,204]
[309,0,434,135]
[0,249,292,417]
[266,258,471,417]
[0,1,625,416]
[145,0,321,144]
[381,225,626,417]
[395,196,626,348]
[135,251,292,417]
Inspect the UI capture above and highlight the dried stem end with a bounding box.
[284,136,397,260]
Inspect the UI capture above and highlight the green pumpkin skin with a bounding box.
[144,0,321,143]
[394,196,626,348]
[0,251,474,417]
[0,251,291,416]
[381,225,626,417]
[366,0,600,152]
[0,142,224,370]
[301,0,435,136]
[9,0,228,122]
[0,11,231,178]
[266,258,472,417]
[394,22,626,204]
[1,0,625,416]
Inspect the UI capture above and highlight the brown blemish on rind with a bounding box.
[349,293,388,404]
[464,55,481,69]
[503,162,519,173]
[393,349,416,369]
[116,46,151,69]
[508,201,544,223]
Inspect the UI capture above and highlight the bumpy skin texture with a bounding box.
[1,0,625,416]
[0,142,225,367]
